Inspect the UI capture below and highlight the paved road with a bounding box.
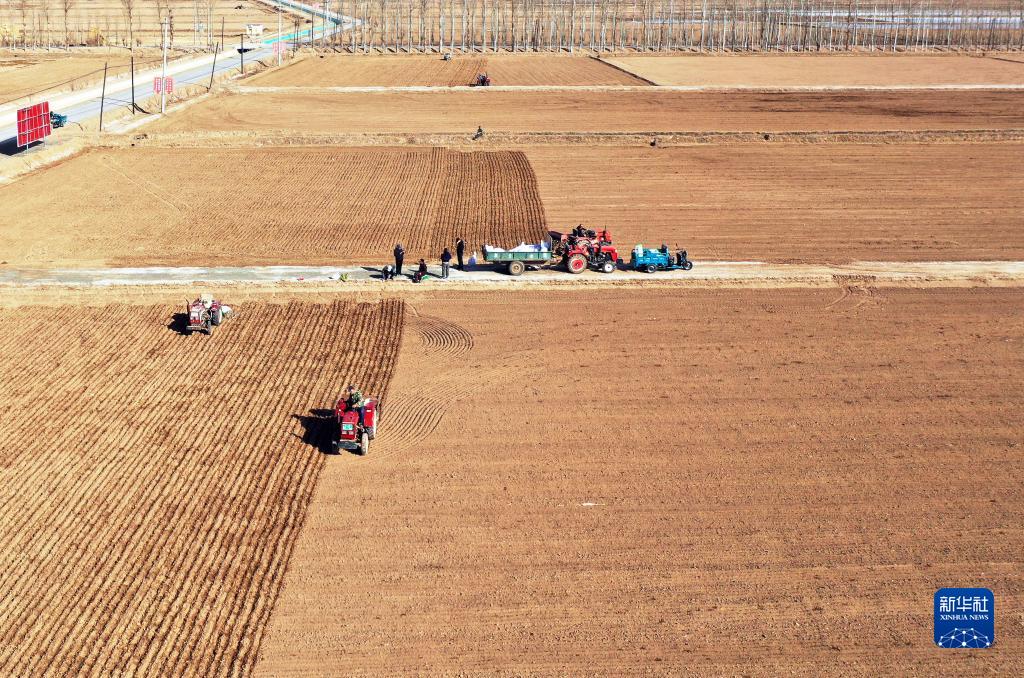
[1,0,354,151]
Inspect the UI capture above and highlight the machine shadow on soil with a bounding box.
[291,409,340,455]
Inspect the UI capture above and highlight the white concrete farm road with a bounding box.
[0,0,357,149]
[1,261,1021,289]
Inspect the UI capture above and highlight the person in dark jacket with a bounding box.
[455,238,466,270]
[441,248,453,278]
[413,258,428,283]
[393,243,405,277]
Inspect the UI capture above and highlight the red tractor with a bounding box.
[185,294,232,335]
[474,72,492,86]
[331,396,378,455]
[553,227,619,274]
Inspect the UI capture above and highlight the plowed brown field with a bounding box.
[148,89,1024,134]
[249,54,648,86]
[607,54,1024,87]
[256,287,1024,675]
[0,147,547,267]
[528,143,1024,262]
[0,298,404,675]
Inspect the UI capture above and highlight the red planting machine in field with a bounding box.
[185,294,233,335]
[331,396,378,455]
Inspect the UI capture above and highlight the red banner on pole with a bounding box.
[153,76,175,94]
[16,102,52,147]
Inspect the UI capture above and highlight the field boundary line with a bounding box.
[107,129,1024,149]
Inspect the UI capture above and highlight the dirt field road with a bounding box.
[256,287,1024,674]
[146,89,1024,134]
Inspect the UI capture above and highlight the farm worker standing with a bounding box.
[441,248,453,279]
[393,243,405,277]
[456,238,466,270]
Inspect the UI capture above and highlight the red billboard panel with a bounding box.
[16,102,52,147]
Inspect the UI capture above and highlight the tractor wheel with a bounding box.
[644,264,657,274]
[212,308,223,326]
[600,259,616,274]
[682,261,693,271]
[331,439,340,454]
[508,260,525,276]
[358,431,370,456]
[566,254,587,274]
[205,323,214,336]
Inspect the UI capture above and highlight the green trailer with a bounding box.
[482,245,555,276]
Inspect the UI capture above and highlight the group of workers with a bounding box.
[385,238,467,283]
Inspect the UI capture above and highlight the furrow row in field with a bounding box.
[0,299,406,676]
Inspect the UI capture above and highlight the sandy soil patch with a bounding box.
[146,88,1024,134]
[256,287,1024,674]
[250,53,649,86]
[607,54,1024,87]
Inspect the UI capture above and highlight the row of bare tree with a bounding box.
[1,0,218,49]
[323,0,1024,52]
[3,0,1023,51]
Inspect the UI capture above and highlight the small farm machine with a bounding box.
[331,396,378,455]
[185,294,233,335]
[474,72,492,86]
[554,228,619,274]
[483,228,620,275]
[628,245,693,273]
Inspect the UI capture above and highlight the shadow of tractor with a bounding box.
[292,408,352,456]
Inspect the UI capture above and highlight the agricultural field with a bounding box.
[0,50,144,101]
[255,287,1024,674]
[0,297,405,675]
[606,54,1024,88]
[0,146,547,267]
[249,53,649,86]
[0,0,297,48]
[147,88,1024,134]
[527,143,1024,262]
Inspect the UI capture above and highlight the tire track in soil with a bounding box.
[827,274,885,313]
[372,312,519,460]
[0,299,405,677]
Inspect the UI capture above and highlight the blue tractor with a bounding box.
[628,244,693,273]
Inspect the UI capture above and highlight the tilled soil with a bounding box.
[145,88,1024,134]
[255,287,1024,675]
[528,143,1024,263]
[0,146,547,267]
[607,54,1024,87]
[0,298,405,676]
[249,53,649,87]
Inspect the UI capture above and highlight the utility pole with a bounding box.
[209,43,218,89]
[99,62,108,131]
[241,32,246,75]
[161,17,168,114]
[130,51,136,114]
